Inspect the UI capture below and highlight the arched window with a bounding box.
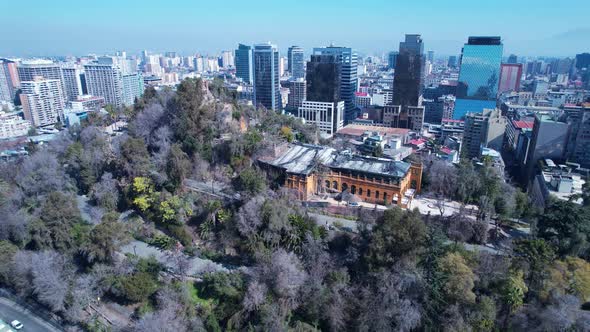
[332,181,338,190]
[383,192,388,204]
[358,188,363,196]
[367,189,371,197]
[325,180,330,189]
[351,185,356,194]
[342,183,348,192]
[375,191,380,199]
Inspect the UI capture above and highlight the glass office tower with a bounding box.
[253,43,280,111]
[392,34,424,108]
[235,44,253,84]
[313,46,358,123]
[453,36,503,119]
[306,55,341,103]
[288,46,305,79]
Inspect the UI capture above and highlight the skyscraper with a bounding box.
[0,60,19,102]
[84,63,124,107]
[235,44,254,84]
[287,78,306,111]
[427,50,434,62]
[387,51,398,69]
[462,108,506,159]
[575,53,590,70]
[288,46,305,79]
[448,56,457,68]
[498,63,522,94]
[253,43,280,110]
[305,55,341,103]
[20,77,65,127]
[392,34,424,108]
[453,36,503,119]
[313,46,358,123]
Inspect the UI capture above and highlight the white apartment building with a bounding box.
[0,112,31,139]
[60,66,83,101]
[84,63,144,107]
[298,100,344,137]
[20,77,65,127]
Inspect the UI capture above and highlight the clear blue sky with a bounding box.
[1,0,589,58]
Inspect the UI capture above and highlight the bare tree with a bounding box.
[90,173,119,211]
[15,150,71,199]
[30,251,70,312]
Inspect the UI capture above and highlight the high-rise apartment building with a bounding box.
[221,51,234,68]
[18,60,66,101]
[392,34,424,108]
[564,104,590,168]
[288,46,305,79]
[20,77,65,127]
[61,66,84,101]
[454,37,503,119]
[84,63,123,107]
[0,60,19,102]
[462,108,506,159]
[235,44,254,84]
[498,63,522,95]
[313,46,358,123]
[427,50,434,62]
[122,73,145,106]
[253,43,281,110]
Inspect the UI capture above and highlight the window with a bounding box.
[383,192,388,203]
[367,189,371,197]
[333,181,338,190]
[325,180,330,189]
[358,188,363,196]
[375,191,380,199]
[342,183,348,192]
[351,185,356,194]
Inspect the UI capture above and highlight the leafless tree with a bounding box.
[90,173,119,211]
[243,281,268,312]
[15,150,71,199]
[129,103,165,144]
[30,251,70,312]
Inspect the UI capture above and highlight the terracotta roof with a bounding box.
[512,120,534,129]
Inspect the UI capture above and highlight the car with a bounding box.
[347,202,359,207]
[10,320,23,330]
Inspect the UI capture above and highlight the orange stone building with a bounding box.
[260,144,422,207]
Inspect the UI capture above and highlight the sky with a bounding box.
[1,0,589,58]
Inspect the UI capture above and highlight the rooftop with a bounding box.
[512,120,534,130]
[261,143,412,179]
[336,124,410,138]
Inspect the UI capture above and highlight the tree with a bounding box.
[427,160,458,215]
[30,251,70,312]
[82,212,128,264]
[33,191,84,252]
[365,207,427,269]
[235,167,266,195]
[454,160,481,204]
[537,199,590,257]
[0,241,18,284]
[439,252,476,304]
[513,239,555,297]
[119,137,151,177]
[501,270,528,314]
[541,256,590,303]
[15,150,70,199]
[90,172,119,211]
[166,143,191,192]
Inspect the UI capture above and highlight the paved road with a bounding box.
[0,297,61,332]
[309,212,358,232]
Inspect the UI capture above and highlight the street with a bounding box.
[0,297,61,332]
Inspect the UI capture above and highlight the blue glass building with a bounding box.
[253,43,280,110]
[453,36,503,119]
[288,46,305,79]
[235,44,253,84]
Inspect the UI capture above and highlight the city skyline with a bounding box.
[1,0,589,57]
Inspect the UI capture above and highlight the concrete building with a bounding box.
[20,77,65,127]
[0,112,31,139]
[18,60,65,102]
[298,100,344,137]
[355,92,372,109]
[387,51,398,69]
[0,60,19,102]
[70,95,105,112]
[498,63,522,94]
[122,72,144,106]
[60,66,84,101]
[259,143,422,207]
[84,63,123,107]
[564,104,590,168]
[287,46,305,79]
[462,108,506,159]
[287,78,306,111]
[530,160,588,207]
[253,43,281,110]
[383,104,424,132]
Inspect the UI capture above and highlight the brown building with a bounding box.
[259,143,422,207]
[383,105,425,132]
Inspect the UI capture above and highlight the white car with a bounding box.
[10,320,23,330]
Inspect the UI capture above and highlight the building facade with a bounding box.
[60,66,83,101]
[298,100,344,137]
[122,72,145,106]
[253,43,281,110]
[20,77,65,127]
[235,44,253,84]
[313,46,358,123]
[0,60,19,102]
[462,108,507,159]
[305,54,341,103]
[84,63,124,107]
[454,37,503,119]
[498,63,522,95]
[383,104,425,132]
[260,144,422,207]
[288,46,305,79]
[287,78,306,111]
[0,112,31,139]
[392,34,424,108]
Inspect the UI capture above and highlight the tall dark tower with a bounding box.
[306,55,341,103]
[392,34,424,107]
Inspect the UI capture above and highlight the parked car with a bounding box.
[11,320,23,330]
[347,202,359,207]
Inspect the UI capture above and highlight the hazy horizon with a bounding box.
[1,0,589,58]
